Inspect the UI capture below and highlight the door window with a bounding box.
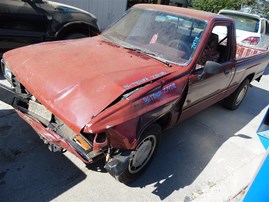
[197,24,232,69]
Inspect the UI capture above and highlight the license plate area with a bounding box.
[28,100,52,124]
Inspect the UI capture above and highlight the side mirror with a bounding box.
[204,61,222,74]
[199,61,222,80]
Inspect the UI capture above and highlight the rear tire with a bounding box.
[116,124,161,184]
[223,79,250,110]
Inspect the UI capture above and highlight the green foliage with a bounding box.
[192,0,269,18]
[240,0,257,6]
[192,0,242,13]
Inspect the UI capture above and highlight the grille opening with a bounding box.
[20,83,30,95]
[12,77,31,96]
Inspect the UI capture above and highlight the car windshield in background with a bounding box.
[102,8,207,65]
[222,13,259,33]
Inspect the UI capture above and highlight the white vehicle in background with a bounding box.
[218,9,269,49]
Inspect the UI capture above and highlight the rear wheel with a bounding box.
[116,124,161,184]
[223,79,250,110]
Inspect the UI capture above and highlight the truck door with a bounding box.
[0,0,50,55]
[182,23,236,116]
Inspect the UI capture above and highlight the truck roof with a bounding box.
[134,4,231,22]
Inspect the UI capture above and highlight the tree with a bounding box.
[192,0,269,17]
[192,0,242,13]
[241,0,257,6]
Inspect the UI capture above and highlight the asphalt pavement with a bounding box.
[0,66,268,202]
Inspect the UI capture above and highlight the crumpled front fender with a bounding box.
[84,72,189,150]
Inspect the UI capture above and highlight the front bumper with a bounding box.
[0,83,103,164]
[17,109,91,163]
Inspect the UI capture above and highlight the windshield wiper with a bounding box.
[123,46,172,68]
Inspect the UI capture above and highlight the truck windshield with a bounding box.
[102,8,207,65]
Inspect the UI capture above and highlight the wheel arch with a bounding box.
[245,73,255,83]
[55,21,100,39]
[136,83,189,140]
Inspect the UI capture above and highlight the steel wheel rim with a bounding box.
[128,135,157,174]
[235,84,248,105]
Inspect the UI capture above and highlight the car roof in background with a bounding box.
[218,9,266,20]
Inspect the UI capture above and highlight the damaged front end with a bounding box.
[0,60,110,163]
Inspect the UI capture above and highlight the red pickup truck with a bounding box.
[1,4,268,184]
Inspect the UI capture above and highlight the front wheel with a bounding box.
[62,33,88,40]
[116,124,161,184]
[223,79,250,110]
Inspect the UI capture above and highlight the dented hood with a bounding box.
[4,36,175,132]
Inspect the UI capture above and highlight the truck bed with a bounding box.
[233,44,269,84]
[236,44,268,59]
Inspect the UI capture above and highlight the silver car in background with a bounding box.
[218,9,269,49]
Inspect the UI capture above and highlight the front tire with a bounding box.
[223,79,250,110]
[62,33,88,40]
[117,124,161,184]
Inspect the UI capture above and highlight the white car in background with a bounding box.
[218,9,269,49]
